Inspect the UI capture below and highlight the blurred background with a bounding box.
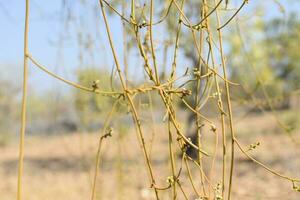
[0,0,300,199]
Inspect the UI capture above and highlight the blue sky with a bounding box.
[0,0,298,92]
[0,0,124,91]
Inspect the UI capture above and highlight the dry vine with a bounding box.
[17,0,300,200]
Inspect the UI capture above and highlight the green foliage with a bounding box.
[281,111,300,133]
[0,131,11,147]
[74,67,118,129]
[265,13,300,90]
[0,78,18,144]
[227,11,300,101]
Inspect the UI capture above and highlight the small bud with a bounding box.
[92,80,100,91]
[292,182,300,192]
[181,88,192,97]
[210,124,217,132]
[248,141,261,151]
[166,176,174,184]
[101,127,113,140]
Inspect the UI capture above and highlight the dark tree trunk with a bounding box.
[184,51,206,159]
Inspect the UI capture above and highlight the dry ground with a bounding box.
[0,111,300,200]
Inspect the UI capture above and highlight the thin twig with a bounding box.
[17,1,30,199]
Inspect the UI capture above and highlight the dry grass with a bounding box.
[1,111,299,200]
